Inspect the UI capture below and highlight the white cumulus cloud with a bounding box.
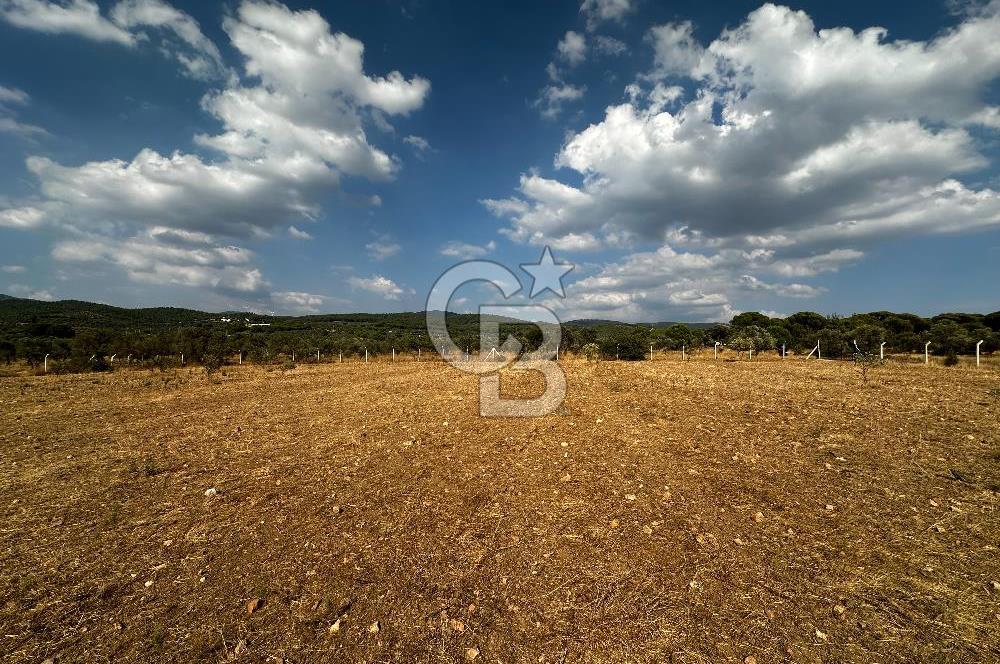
[489,3,1000,320]
[348,274,411,300]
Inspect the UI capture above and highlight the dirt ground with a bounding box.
[1,358,998,663]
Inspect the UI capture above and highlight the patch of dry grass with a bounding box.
[1,359,998,662]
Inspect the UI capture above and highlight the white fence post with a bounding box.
[976,339,983,367]
[392,347,395,362]
[239,351,242,365]
[749,347,753,361]
[316,350,320,362]
[925,341,930,365]
[817,340,821,360]
[649,344,653,361]
[339,352,343,363]
[682,345,686,361]
[181,353,184,365]
[556,344,559,361]
[365,348,368,363]
[44,353,49,373]
[110,354,116,364]
[714,341,720,359]
[880,342,886,360]
[781,344,786,359]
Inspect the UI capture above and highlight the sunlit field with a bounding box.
[2,358,998,662]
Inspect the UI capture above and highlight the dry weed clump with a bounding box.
[0,359,998,662]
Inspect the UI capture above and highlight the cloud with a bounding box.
[557,30,586,66]
[110,0,230,81]
[0,85,48,138]
[534,82,585,119]
[222,1,428,115]
[366,239,401,261]
[403,134,433,156]
[0,205,46,228]
[0,0,135,45]
[1,264,25,273]
[52,227,267,294]
[439,239,496,259]
[348,274,411,300]
[6,283,54,300]
[1,0,228,81]
[593,35,627,56]
[738,274,824,298]
[489,4,1000,292]
[2,1,430,303]
[0,85,29,105]
[648,21,704,77]
[270,290,325,313]
[287,225,312,240]
[580,0,634,31]
[549,241,840,322]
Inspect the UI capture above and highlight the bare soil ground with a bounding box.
[1,359,999,663]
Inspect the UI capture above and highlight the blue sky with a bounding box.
[1,0,998,321]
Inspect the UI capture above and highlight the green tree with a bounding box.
[728,325,775,357]
[929,320,972,355]
[849,324,886,353]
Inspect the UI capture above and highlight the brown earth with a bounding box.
[1,358,998,663]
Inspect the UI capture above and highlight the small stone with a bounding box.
[609,519,619,528]
[643,525,653,535]
[449,619,466,632]
[560,474,571,483]
[753,511,764,523]
[368,621,380,634]
[466,647,480,660]
[329,619,341,633]
[204,487,218,498]
[833,604,846,617]
[247,597,263,616]
[144,580,153,588]
[815,628,828,641]
[625,494,636,501]
[744,657,757,664]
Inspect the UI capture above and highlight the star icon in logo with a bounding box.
[520,246,573,298]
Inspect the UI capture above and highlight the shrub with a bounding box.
[202,353,223,375]
[581,343,601,361]
[853,349,884,383]
[282,359,297,371]
[943,353,959,367]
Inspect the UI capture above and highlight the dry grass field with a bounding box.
[1,359,999,663]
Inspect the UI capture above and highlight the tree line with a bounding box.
[0,295,997,370]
